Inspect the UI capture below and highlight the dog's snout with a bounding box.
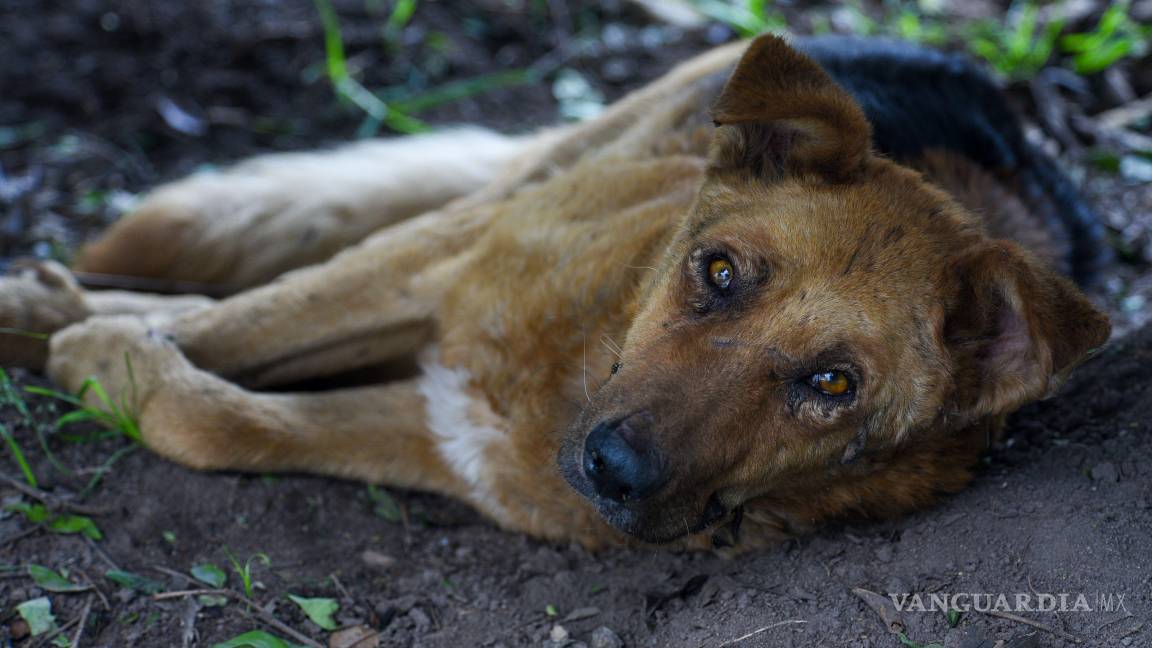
[582,418,664,503]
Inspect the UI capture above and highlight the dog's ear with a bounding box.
[943,241,1110,420]
[709,34,872,182]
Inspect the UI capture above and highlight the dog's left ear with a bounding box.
[943,241,1111,420]
[709,34,872,182]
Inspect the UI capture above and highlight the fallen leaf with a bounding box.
[106,569,165,594]
[562,606,601,622]
[852,587,906,634]
[328,625,380,648]
[211,629,304,648]
[289,594,340,631]
[192,563,227,588]
[16,597,56,636]
[27,564,90,593]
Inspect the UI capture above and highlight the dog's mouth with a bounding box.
[594,490,735,544]
[560,449,734,543]
[557,415,739,544]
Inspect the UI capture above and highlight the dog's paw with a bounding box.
[49,315,246,470]
[0,260,91,370]
[46,315,184,410]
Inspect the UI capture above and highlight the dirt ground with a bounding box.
[1,2,1150,647]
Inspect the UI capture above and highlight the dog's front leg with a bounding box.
[0,261,212,371]
[47,316,469,498]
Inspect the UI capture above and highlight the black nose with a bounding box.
[582,418,665,503]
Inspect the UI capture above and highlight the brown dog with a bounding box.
[0,35,1110,550]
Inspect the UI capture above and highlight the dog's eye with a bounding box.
[708,258,734,290]
[810,371,851,396]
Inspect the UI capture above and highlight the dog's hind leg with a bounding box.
[47,316,471,498]
[74,128,544,291]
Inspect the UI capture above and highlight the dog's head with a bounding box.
[558,35,1110,544]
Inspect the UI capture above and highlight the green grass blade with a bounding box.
[0,328,49,340]
[313,0,348,84]
[391,69,535,114]
[24,386,86,408]
[0,422,38,487]
[386,0,418,35]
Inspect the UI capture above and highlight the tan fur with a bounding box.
[2,36,1109,551]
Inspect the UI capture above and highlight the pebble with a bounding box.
[361,550,396,571]
[550,624,569,642]
[408,606,431,629]
[589,626,623,648]
[1091,462,1120,482]
[885,577,910,595]
[875,544,894,563]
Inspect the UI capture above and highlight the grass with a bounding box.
[1060,0,1151,74]
[690,0,786,37]
[24,353,142,444]
[0,369,38,487]
[5,501,103,540]
[314,0,538,137]
[698,0,1146,81]
[226,549,271,599]
[968,2,1064,79]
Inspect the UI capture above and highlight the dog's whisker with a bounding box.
[602,333,624,356]
[599,335,622,359]
[581,331,592,403]
[625,264,658,271]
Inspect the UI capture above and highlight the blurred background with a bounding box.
[0,0,1149,333]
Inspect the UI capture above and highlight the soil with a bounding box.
[1,2,1150,647]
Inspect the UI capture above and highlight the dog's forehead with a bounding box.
[696,178,950,277]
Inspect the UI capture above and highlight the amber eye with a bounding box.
[708,258,734,290]
[810,371,852,396]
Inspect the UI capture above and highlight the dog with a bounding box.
[0,35,1110,551]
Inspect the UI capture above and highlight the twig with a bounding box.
[153,565,196,586]
[153,589,322,648]
[0,526,40,548]
[77,567,111,610]
[70,595,93,648]
[85,536,122,572]
[1097,93,1152,130]
[0,473,114,515]
[153,588,228,601]
[330,573,353,602]
[717,620,807,647]
[985,610,1083,644]
[180,596,201,648]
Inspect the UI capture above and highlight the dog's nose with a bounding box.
[582,418,664,502]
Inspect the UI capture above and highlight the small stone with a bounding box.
[589,626,623,648]
[408,606,431,629]
[885,577,910,595]
[550,624,570,642]
[361,550,396,571]
[875,544,894,563]
[1091,462,1119,482]
[562,607,600,622]
[9,619,29,641]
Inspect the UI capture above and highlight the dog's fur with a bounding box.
[0,36,1110,550]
